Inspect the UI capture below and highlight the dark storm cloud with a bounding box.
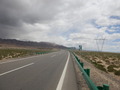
[0,0,24,26]
[0,0,62,38]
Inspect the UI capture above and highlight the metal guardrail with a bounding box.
[72,52,109,90]
[36,51,51,54]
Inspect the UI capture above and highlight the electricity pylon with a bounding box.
[95,38,106,52]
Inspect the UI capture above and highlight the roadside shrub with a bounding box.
[95,64,107,72]
[114,70,120,76]
[92,61,107,72]
[97,61,102,63]
[107,65,118,72]
[74,50,120,74]
[0,49,52,60]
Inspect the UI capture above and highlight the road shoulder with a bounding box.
[62,53,78,90]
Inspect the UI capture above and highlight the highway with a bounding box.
[0,50,78,90]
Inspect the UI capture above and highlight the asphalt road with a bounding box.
[0,50,78,90]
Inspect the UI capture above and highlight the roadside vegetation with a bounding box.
[0,48,54,60]
[74,50,120,76]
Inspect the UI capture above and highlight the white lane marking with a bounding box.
[0,55,42,64]
[51,55,56,57]
[56,52,70,90]
[0,63,34,76]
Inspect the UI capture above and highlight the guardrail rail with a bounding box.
[72,52,109,90]
[36,51,51,55]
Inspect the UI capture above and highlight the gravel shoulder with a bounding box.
[72,54,89,90]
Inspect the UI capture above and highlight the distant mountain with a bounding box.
[0,38,67,49]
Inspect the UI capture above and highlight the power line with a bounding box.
[77,37,107,51]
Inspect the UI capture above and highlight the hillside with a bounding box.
[0,38,67,49]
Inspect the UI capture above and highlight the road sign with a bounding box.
[79,45,82,50]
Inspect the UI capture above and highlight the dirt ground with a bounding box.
[74,54,120,90]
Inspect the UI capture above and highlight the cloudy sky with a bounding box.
[0,0,120,52]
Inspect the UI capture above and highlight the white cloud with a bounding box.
[0,0,120,52]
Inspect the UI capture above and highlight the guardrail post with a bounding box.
[75,56,78,60]
[80,62,84,67]
[103,84,109,90]
[78,60,80,64]
[84,69,90,77]
[97,86,103,90]
[97,84,109,90]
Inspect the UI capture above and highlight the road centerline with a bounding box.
[56,52,70,90]
[0,63,34,77]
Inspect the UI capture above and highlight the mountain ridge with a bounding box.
[0,38,67,49]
